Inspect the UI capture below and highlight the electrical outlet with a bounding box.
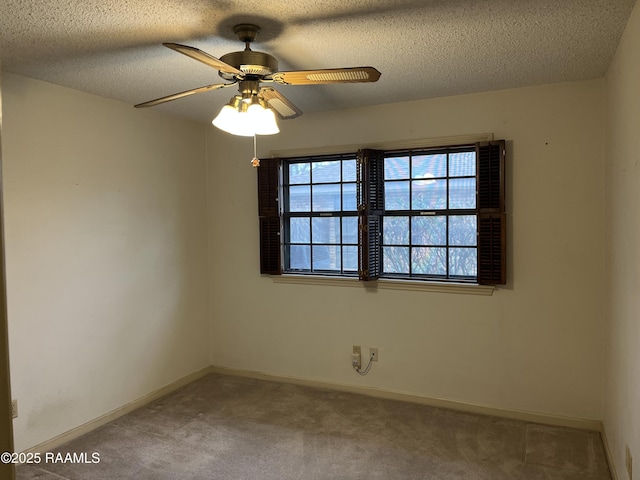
[626,445,633,479]
[369,347,378,361]
[352,345,361,368]
[11,399,18,419]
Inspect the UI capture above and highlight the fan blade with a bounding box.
[272,67,381,85]
[163,43,243,76]
[260,87,303,119]
[134,83,234,108]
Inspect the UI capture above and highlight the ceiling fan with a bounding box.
[134,24,381,135]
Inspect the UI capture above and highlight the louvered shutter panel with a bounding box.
[257,158,282,275]
[357,149,383,281]
[477,141,506,285]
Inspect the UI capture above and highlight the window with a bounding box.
[282,154,359,274]
[257,141,506,285]
[380,147,478,280]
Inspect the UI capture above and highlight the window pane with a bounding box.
[312,161,341,183]
[412,154,447,179]
[343,246,358,271]
[449,248,477,277]
[289,217,310,243]
[289,185,310,212]
[342,217,358,244]
[449,178,476,209]
[343,159,357,182]
[312,184,341,211]
[313,245,340,270]
[342,183,357,211]
[412,179,446,210]
[312,217,340,244]
[383,247,409,273]
[289,245,310,270]
[385,181,410,210]
[412,247,446,275]
[449,215,477,246]
[449,151,475,177]
[384,157,410,180]
[412,216,446,245]
[288,162,310,184]
[383,216,409,245]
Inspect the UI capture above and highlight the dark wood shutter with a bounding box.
[357,149,384,281]
[257,158,282,275]
[477,141,506,285]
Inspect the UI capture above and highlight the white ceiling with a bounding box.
[1,0,636,123]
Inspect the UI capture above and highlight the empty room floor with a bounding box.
[17,374,611,479]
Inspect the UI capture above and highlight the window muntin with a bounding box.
[283,156,359,275]
[380,147,477,281]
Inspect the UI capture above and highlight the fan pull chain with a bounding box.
[251,134,260,167]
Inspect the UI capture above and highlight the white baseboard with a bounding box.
[210,365,604,432]
[24,366,213,454]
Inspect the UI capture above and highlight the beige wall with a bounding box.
[2,73,211,452]
[604,0,640,477]
[206,79,607,421]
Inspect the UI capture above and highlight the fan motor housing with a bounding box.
[218,51,278,80]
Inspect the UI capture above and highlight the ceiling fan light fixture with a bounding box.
[212,95,279,136]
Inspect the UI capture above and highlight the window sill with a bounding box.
[271,275,495,296]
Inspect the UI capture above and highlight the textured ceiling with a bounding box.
[0,0,637,123]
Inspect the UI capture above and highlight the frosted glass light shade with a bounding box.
[212,105,253,136]
[212,105,237,131]
[212,100,279,136]
[248,103,279,135]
